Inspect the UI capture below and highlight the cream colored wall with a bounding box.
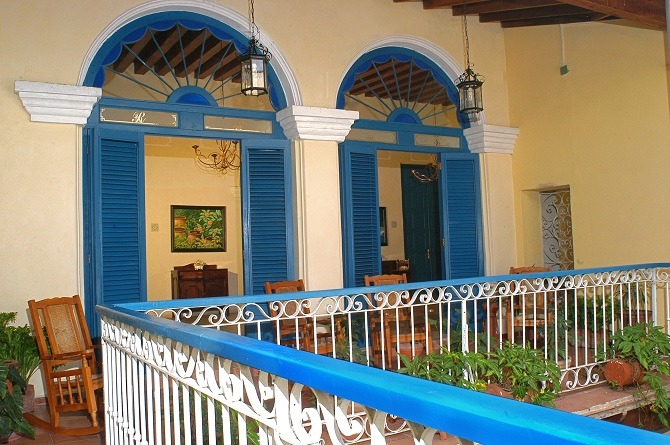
[293,140,344,291]
[0,0,509,392]
[506,22,670,268]
[144,136,244,299]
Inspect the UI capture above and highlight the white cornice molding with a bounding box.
[464,124,519,154]
[15,81,102,125]
[277,106,359,142]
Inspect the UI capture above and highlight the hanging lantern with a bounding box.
[457,4,484,115]
[240,0,271,96]
[240,37,270,96]
[456,67,484,114]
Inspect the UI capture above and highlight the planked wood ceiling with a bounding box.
[393,0,667,29]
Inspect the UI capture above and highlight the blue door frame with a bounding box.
[82,97,292,338]
[339,121,484,288]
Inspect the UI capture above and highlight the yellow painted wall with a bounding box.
[506,22,670,268]
[0,0,509,396]
[144,136,244,299]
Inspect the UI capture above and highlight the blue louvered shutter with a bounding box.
[341,143,380,287]
[88,129,146,339]
[443,155,483,279]
[242,139,292,295]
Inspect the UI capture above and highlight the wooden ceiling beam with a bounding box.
[452,0,561,15]
[134,29,181,75]
[558,0,666,28]
[112,33,153,73]
[500,11,609,27]
[479,4,592,22]
[422,0,487,9]
[199,42,238,79]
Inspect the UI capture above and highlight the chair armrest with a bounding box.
[44,348,97,362]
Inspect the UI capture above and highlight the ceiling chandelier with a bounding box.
[240,0,271,96]
[411,155,442,183]
[193,140,241,175]
[456,1,484,115]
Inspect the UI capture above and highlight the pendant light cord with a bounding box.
[462,1,471,70]
[248,0,258,40]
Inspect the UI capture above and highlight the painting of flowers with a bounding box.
[171,205,225,252]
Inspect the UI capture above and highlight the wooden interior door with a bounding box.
[401,164,441,282]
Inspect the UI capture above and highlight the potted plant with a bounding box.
[566,292,620,348]
[399,343,561,407]
[603,322,670,427]
[489,342,562,407]
[0,361,35,442]
[399,347,497,392]
[0,313,41,413]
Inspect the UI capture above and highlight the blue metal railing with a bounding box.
[98,263,670,444]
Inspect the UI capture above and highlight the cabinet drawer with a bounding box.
[179,271,203,280]
[204,269,228,280]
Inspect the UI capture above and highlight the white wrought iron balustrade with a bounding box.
[139,264,669,393]
[98,267,668,445]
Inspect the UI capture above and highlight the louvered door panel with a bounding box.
[243,140,292,295]
[443,157,481,279]
[341,144,379,287]
[99,138,144,302]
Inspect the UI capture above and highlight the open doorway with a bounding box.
[378,150,442,282]
[144,135,244,300]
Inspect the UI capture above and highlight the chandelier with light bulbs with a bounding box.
[192,140,240,175]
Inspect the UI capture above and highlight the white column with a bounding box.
[464,124,519,276]
[276,106,358,291]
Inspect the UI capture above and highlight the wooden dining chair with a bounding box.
[25,295,103,435]
[506,266,554,342]
[264,280,334,354]
[364,274,429,369]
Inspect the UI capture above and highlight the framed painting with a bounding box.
[171,205,226,252]
[380,207,388,246]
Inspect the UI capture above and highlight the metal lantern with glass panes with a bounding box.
[240,37,270,96]
[456,5,484,115]
[456,67,483,114]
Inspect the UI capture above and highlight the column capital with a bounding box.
[464,124,519,154]
[276,106,359,142]
[15,81,102,125]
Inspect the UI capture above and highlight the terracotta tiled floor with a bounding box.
[12,403,104,445]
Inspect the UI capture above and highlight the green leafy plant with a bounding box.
[606,322,670,427]
[0,361,34,442]
[490,342,561,407]
[399,343,561,407]
[565,292,621,334]
[0,313,40,383]
[334,314,368,364]
[399,347,496,392]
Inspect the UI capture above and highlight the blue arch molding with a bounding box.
[83,11,287,111]
[337,46,471,128]
[168,86,218,106]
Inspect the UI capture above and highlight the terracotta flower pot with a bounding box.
[603,358,644,387]
[486,383,513,399]
[22,384,35,413]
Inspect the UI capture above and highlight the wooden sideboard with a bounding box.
[171,263,229,299]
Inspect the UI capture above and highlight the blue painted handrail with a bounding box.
[99,265,669,445]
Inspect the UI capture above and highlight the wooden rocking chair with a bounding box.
[25,295,103,435]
